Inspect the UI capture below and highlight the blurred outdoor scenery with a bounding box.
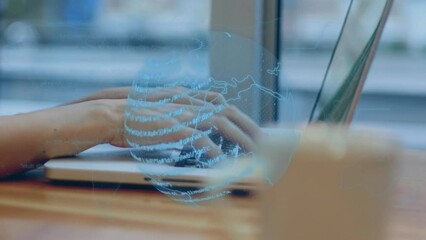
[0,0,425,149]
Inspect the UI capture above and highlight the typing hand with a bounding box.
[83,87,259,158]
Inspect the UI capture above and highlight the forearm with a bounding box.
[0,101,116,178]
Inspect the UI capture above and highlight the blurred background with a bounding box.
[0,0,425,149]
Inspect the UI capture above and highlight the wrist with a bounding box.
[42,100,117,158]
[87,99,125,146]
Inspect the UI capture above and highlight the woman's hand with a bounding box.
[66,87,261,157]
[101,87,260,157]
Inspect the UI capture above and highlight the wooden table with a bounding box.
[0,150,425,240]
[387,150,426,240]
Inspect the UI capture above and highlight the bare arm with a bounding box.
[0,99,125,178]
[0,87,260,178]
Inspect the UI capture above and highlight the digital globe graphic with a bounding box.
[125,32,299,203]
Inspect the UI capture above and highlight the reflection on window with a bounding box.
[0,0,211,106]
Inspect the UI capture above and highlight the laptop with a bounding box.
[45,0,394,191]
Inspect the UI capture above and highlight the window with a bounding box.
[0,0,211,114]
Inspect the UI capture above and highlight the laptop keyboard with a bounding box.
[175,134,238,168]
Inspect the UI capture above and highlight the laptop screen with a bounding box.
[310,0,393,124]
